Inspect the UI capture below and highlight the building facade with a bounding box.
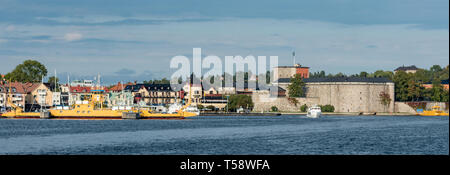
[273,64,309,82]
[124,84,183,106]
[394,65,419,74]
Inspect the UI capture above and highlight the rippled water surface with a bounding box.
[0,115,448,155]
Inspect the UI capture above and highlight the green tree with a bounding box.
[300,104,308,112]
[206,105,216,111]
[226,94,254,112]
[371,70,394,80]
[287,74,306,97]
[359,71,369,77]
[414,69,431,83]
[271,106,278,112]
[406,80,422,101]
[320,105,335,112]
[47,76,60,92]
[5,60,48,82]
[393,71,411,101]
[430,79,444,102]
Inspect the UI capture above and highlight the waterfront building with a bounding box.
[124,84,183,106]
[0,82,54,111]
[27,83,54,110]
[107,90,134,107]
[183,83,203,105]
[200,85,227,110]
[68,86,92,105]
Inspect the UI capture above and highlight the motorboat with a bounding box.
[306,105,321,118]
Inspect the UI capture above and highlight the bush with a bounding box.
[227,94,254,112]
[320,104,335,112]
[206,105,216,111]
[300,104,308,112]
[197,104,204,110]
[271,106,278,112]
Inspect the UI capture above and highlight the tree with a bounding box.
[226,94,254,112]
[430,79,444,102]
[393,71,411,101]
[359,71,369,77]
[47,76,60,92]
[5,60,48,82]
[320,105,335,112]
[287,74,306,97]
[406,80,421,101]
[300,104,308,112]
[206,105,216,111]
[379,91,392,112]
[271,106,278,112]
[370,70,394,80]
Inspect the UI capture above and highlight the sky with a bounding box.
[0,0,448,84]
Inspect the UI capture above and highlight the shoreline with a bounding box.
[200,112,418,116]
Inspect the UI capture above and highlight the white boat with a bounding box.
[167,103,200,115]
[167,103,183,114]
[185,106,200,116]
[306,105,321,118]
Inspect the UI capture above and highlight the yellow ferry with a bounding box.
[418,106,449,116]
[1,85,198,120]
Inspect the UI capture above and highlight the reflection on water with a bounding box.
[0,115,448,155]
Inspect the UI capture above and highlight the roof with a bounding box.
[276,66,310,68]
[395,65,419,71]
[423,79,449,85]
[70,86,92,93]
[124,84,181,92]
[109,82,135,92]
[277,77,393,83]
[0,82,41,94]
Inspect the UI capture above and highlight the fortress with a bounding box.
[252,65,395,113]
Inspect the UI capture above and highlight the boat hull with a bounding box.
[0,110,196,120]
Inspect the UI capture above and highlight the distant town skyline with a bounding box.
[1,0,448,84]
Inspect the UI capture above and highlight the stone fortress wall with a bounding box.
[253,81,396,113]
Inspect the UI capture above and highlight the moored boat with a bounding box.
[306,105,321,118]
[418,106,449,116]
[2,84,198,119]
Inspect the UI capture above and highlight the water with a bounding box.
[0,115,448,155]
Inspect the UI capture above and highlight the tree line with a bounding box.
[310,65,449,102]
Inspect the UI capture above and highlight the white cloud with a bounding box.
[63,32,83,41]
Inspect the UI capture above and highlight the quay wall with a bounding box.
[255,82,395,113]
[252,91,319,112]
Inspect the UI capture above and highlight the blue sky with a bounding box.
[0,0,448,84]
